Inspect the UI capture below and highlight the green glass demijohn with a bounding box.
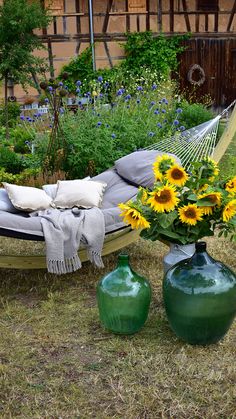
[163,241,236,345]
[96,254,152,334]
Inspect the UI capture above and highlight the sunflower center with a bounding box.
[130,211,140,220]
[185,209,197,219]
[155,190,171,203]
[171,168,184,180]
[209,195,217,203]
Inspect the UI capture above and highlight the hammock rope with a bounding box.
[144,100,236,169]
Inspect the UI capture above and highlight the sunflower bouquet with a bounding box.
[118,155,236,245]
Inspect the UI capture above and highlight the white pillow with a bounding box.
[43,176,90,200]
[0,188,19,213]
[3,183,53,212]
[53,179,107,209]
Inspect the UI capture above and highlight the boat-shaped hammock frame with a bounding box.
[0,102,236,270]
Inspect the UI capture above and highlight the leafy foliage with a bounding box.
[0,146,24,174]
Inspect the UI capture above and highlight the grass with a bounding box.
[0,136,236,418]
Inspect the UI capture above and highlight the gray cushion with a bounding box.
[114,150,181,189]
[0,188,19,213]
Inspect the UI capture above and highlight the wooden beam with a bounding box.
[102,0,113,33]
[157,0,162,32]
[181,0,191,32]
[104,41,113,67]
[169,0,174,32]
[146,0,150,30]
[125,0,130,32]
[227,0,236,32]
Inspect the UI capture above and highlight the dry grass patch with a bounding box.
[0,236,235,418]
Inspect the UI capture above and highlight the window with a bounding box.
[197,0,219,11]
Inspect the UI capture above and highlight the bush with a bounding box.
[177,101,214,130]
[0,146,24,174]
[0,101,21,127]
[10,127,34,154]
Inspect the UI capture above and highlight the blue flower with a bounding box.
[148,132,155,137]
[180,125,185,131]
[76,80,82,86]
[117,89,124,96]
[154,109,159,115]
[164,119,167,123]
[176,108,183,114]
[45,98,49,103]
[162,109,166,113]
[49,124,52,128]
[150,101,155,106]
[136,99,141,104]
[111,133,116,139]
[152,84,157,90]
[20,115,25,120]
[97,76,103,82]
[87,91,91,96]
[97,121,102,127]
[48,86,53,92]
[174,119,179,126]
[157,123,162,128]
[104,82,109,89]
[76,88,81,94]
[99,93,103,98]
[137,86,143,91]
[59,82,63,87]
[59,108,65,114]
[125,94,131,101]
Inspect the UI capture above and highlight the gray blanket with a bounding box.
[31,207,105,274]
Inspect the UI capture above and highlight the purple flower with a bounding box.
[162,98,168,105]
[76,80,82,86]
[48,86,53,92]
[152,84,157,90]
[136,99,141,104]
[180,125,185,131]
[174,119,179,126]
[137,86,143,91]
[111,133,116,139]
[97,76,103,82]
[49,124,52,128]
[45,98,49,103]
[162,109,166,113]
[176,108,183,114]
[157,123,162,128]
[97,121,102,127]
[59,82,63,87]
[87,92,91,96]
[117,88,124,96]
[76,88,81,94]
[150,101,155,106]
[154,110,159,115]
[148,132,155,137]
[20,115,25,120]
[99,93,103,98]
[125,94,131,101]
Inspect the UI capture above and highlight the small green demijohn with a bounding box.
[163,241,236,345]
[96,254,152,334]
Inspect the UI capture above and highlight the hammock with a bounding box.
[0,101,236,270]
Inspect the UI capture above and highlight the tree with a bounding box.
[0,0,51,137]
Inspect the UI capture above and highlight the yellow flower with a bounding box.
[139,188,148,205]
[222,199,236,222]
[118,203,150,230]
[178,204,203,226]
[202,157,219,181]
[165,165,189,187]
[153,168,163,182]
[92,91,98,97]
[197,191,222,215]
[153,154,176,176]
[147,184,179,213]
[225,176,236,195]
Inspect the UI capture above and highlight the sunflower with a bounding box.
[178,204,203,226]
[153,154,176,176]
[222,199,236,222]
[225,176,236,195]
[197,191,222,215]
[165,165,189,187]
[147,184,179,213]
[153,168,163,182]
[118,203,150,230]
[139,188,149,205]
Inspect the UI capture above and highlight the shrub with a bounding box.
[177,101,214,130]
[0,146,24,174]
[10,127,34,154]
[0,101,21,127]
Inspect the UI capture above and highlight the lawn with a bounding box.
[0,137,235,418]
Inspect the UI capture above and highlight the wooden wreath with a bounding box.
[187,64,206,86]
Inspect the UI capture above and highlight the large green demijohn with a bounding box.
[96,254,151,334]
[163,241,236,345]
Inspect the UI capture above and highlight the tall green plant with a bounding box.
[0,0,51,138]
[122,31,189,77]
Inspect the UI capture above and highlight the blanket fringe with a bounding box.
[48,254,82,275]
[88,250,104,268]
